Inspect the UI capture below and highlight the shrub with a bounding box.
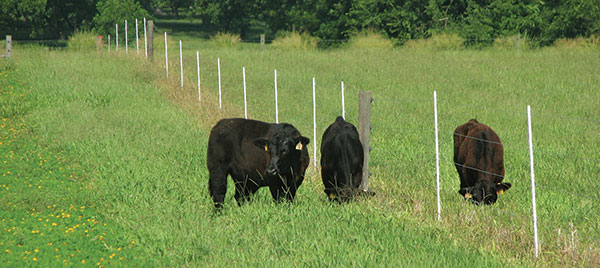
[493,35,530,50]
[346,30,394,49]
[210,32,241,48]
[404,32,463,50]
[68,31,97,51]
[270,31,317,50]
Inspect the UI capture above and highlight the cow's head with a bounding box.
[459,181,511,205]
[254,134,310,177]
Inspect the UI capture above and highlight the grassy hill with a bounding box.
[1,30,598,266]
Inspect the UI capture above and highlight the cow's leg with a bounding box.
[321,167,336,197]
[231,172,259,206]
[208,166,228,209]
[233,180,251,206]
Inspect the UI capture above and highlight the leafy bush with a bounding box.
[68,31,97,51]
[346,30,394,49]
[270,31,317,50]
[210,32,241,48]
[404,32,463,50]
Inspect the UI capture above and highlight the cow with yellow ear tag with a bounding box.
[207,118,310,210]
[454,119,512,205]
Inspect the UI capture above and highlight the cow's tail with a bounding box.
[335,136,353,199]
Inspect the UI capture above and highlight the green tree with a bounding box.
[460,0,542,47]
[193,0,259,39]
[93,0,151,40]
[539,0,600,45]
[154,0,193,17]
[0,0,96,39]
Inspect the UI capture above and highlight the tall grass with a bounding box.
[403,32,464,49]
[346,30,394,49]
[210,32,241,49]
[68,31,97,50]
[2,38,599,267]
[271,31,318,50]
[493,35,530,50]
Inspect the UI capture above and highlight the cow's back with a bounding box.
[321,117,364,193]
[454,119,504,185]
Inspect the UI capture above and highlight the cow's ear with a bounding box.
[459,187,474,199]
[253,138,269,151]
[295,136,310,151]
[495,182,511,195]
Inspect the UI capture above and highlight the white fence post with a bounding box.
[143,17,147,57]
[196,51,201,102]
[116,24,119,51]
[243,67,248,119]
[125,20,128,53]
[218,58,222,109]
[341,81,346,119]
[527,105,540,258]
[179,40,183,88]
[108,35,111,52]
[164,32,168,77]
[135,19,139,54]
[274,69,279,123]
[433,91,441,222]
[312,77,317,167]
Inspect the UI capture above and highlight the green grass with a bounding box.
[1,32,598,267]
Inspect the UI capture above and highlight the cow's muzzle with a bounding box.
[266,166,279,176]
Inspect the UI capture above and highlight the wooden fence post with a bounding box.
[147,20,154,60]
[5,35,12,58]
[516,34,520,51]
[359,91,373,191]
[260,34,265,50]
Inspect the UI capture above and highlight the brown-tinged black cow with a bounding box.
[454,119,511,205]
[320,116,364,202]
[207,118,310,209]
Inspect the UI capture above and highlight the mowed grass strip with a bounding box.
[0,63,141,266]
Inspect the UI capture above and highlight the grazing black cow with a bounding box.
[454,119,511,205]
[207,118,310,209]
[320,116,364,202]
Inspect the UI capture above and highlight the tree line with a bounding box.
[1,0,599,47]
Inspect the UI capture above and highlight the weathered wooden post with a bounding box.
[6,35,12,58]
[96,35,104,54]
[359,91,373,191]
[147,20,154,60]
[260,34,265,50]
[516,34,520,51]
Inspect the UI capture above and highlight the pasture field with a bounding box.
[1,36,598,266]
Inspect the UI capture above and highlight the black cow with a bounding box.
[207,118,310,209]
[320,116,364,202]
[454,119,511,205]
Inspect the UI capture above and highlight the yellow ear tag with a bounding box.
[497,189,504,195]
[295,142,303,150]
[464,193,473,199]
[264,145,268,151]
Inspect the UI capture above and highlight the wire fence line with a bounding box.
[453,132,503,145]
